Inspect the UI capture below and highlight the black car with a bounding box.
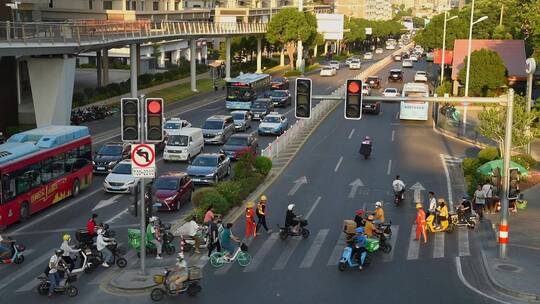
[93,142,130,173]
[362,101,381,115]
[250,99,274,120]
[366,76,381,89]
[271,77,289,90]
[270,90,291,107]
[388,69,404,82]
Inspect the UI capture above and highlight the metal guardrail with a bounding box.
[0,20,267,45]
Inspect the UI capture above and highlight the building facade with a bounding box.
[335,0,392,20]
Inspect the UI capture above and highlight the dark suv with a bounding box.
[93,142,130,173]
[250,98,274,120]
[388,69,404,82]
[366,76,381,89]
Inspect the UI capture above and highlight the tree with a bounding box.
[266,8,317,69]
[412,17,424,29]
[458,49,507,97]
[476,96,540,157]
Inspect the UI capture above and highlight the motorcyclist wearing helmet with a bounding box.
[457,196,472,223]
[436,198,449,229]
[285,204,300,234]
[348,227,368,270]
[359,136,372,157]
[364,215,382,238]
[96,228,114,267]
[166,252,189,295]
[371,201,385,225]
[60,234,80,271]
[354,210,365,228]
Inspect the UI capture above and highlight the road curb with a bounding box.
[431,120,488,149]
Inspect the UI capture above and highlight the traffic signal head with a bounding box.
[295,78,312,119]
[344,79,363,120]
[145,98,164,142]
[121,98,140,142]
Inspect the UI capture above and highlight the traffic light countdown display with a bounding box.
[295,78,312,119]
[121,98,140,142]
[145,98,164,142]
[345,79,363,120]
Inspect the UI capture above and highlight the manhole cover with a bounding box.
[496,264,520,272]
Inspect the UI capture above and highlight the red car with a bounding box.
[151,172,194,211]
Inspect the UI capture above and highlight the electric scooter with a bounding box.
[0,238,25,265]
[338,243,372,272]
[426,213,454,233]
[36,269,78,297]
[278,216,310,240]
[150,267,202,301]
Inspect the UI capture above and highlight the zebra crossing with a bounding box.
[195,224,474,275]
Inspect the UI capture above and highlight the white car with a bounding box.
[349,59,361,70]
[345,57,357,65]
[402,59,413,68]
[258,112,289,135]
[320,66,337,77]
[385,44,396,50]
[164,117,192,135]
[103,160,140,193]
[329,61,340,70]
[382,88,399,97]
[410,54,418,62]
[362,83,371,96]
[375,48,383,54]
[414,71,428,82]
[363,52,373,60]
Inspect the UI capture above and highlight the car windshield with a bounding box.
[112,163,131,174]
[322,67,332,70]
[192,156,218,167]
[351,60,360,63]
[417,72,426,75]
[154,177,179,190]
[263,116,281,123]
[203,120,223,130]
[367,77,378,81]
[271,91,288,97]
[385,89,397,93]
[232,113,246,120]
[167,135,189,146]
[251,102,266,109]
[99,145,122,156]
[226,86,254,102]
[330,61,338,64]
[226,137,248,146]
[164,122,182,129]
[272,78,285,83]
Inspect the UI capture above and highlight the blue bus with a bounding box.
[226,73,272,110]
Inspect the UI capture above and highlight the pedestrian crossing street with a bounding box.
[186,224,475,276]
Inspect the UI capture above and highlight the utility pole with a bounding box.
[296,0,305,73]
[499,89,514,259]
[526,58,536,155]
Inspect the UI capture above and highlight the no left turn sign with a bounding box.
[131,144,156,178]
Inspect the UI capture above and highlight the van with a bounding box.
[163,128,204,162]
[202,115,235,144]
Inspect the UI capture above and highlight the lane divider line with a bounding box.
[387,159,392,175]
[334,156,343,172]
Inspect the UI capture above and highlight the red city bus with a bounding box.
[0,126,93,229]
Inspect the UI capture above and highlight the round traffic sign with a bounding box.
[131,144,155,168]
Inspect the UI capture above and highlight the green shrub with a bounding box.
[105,83,122,96]
[254,156,272,175]
[237,173,264,197]
[512,154,537,170]
[138,74,153,86]
[215,180,244,206]
[83,87,95,98]
[154,73,164,82]
[462,157,481,176]
[477,147,499,164]
[79,63,96,68]
[284,70,301,77]
[72,91,86,106]
[233,153,256,180]
[305,63,320,72]
[192,187,219,207]
[199,190,230,215]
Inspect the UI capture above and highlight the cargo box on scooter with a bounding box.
[343,220,357,234]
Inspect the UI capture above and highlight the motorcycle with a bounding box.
[426,212,454,233]
[209,243,251,268]
[394,190,405,206]
[338,242,372,272]
[180,234,208,254]
[0,238,25,265]
[36,269,78,297]
[451,207,477,229]
[150,267,202,301]
[278,216,310,240]
[359,141,372,160]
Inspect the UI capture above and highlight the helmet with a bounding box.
[55,249,64,255]
[364,136,371,140]
[355,227,364,234]
[375,201,382,208]
[97,228,103,235]
[355,209,364,216]
[260,195,267,202]
[247,201,254,208]
[63,234,71,241]
[287,204,295,211]
[149,216,158,223]
[367,215,374,221]
[415,203,423,209]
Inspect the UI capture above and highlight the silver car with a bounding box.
[231,110,252,132]
[202,115,235,144]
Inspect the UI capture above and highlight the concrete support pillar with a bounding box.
[256,37,262,73]
[197,48,202,64]
[158,49,166,68]
[280,48,285,66]
[136,44,141,75]
[130,44,138,98]
[27,56,76,127]
[190,39,197,92]
[172,50,181,65]
[225,37,231,80]
[96,50,102,87]
[324,41,328,55]
[202,43,208,63]
[102,49,109,85]
[0,57,19,130]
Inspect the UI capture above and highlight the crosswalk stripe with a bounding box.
[15,278,39,293]
[272,238,301,270]
[433,233,445,258]
[327,235,346,266]
[381,225,399,263]
[299,229,329,268]
[458,229,470,257]
[406,225,420,260]
[244,233,279,272]
[214,260,233,275]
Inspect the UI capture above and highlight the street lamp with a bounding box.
[440,13,458,85]
[463,0,488,135]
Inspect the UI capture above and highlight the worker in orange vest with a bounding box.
[415,203,427,243]
[245,201,256,240]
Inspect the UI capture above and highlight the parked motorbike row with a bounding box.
[70,105,118,125]
[439,103,460,122]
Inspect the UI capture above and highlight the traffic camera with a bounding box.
[145,98,164,142]
[344,79,363,120]
[121,98,140,142]
[295,78,312,119]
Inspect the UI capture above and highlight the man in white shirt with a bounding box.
[482,181,494,214]
[47,249,65,297]
[392,175,406,199]
[186,215,203,254]
[428,191,437,215]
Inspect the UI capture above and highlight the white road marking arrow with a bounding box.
[348,178,365,199]
[92,195,122,211]
[410,182,426,203]
[288,176,308,196]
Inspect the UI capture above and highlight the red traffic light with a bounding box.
[147,100,162,114]
[347,81,360,94]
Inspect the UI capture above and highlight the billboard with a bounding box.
[316,13,344,40]
[433,49,453,65]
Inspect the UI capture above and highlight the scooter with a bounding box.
[359,142,372,160]
[278,216,310,240]
[150,267,202,301]
[0,238,25,265]
[36,269,78,297]
[338,243,372,272]
[209,243,251,268]
[426,213,454,233]
[451,207,477,229]
[180,234,208,254]
[128,228,176,258]
[394,190,405,206]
